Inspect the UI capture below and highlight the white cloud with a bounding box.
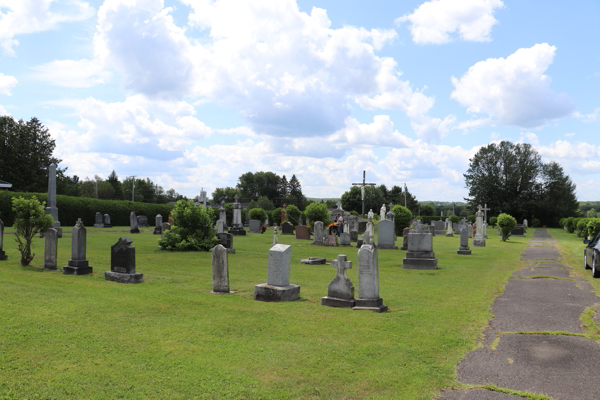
[573,108,600,122]
[0,73,18,95]
[451,43,575,128]
[410,114,456,142]
[0,0,96,56]
[565,132,576,137]
[30,59,111,88]
[396,0,504,44]
[0,104,9,116]
[519,132,540,147]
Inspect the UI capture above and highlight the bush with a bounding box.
[12,196,54,266]
[417,216,443,224]
[559,218,566,227]
[272,207,283,224]
[586,219,600,238]
[248,208,268,223]
[0,191,173,227]
[489,216,497,226]
[467,215,476,223]
[564,217,575,233]
[531,218,540,227]
[392,205,412,236]
[576,218,590,237]
[497,213,517,241]
[351,210,359,217]
[158,200,218,251]
[224,203,233,226]
[305,202,329,224]
[449,215,460,224]
[286,205,302,226]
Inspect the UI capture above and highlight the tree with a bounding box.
[248,208,268,223]
[420,204,435,216]
[0,116,64,192]
[12,196,54,266]
[278,175,289,198]
[212,187,240,204]
[237,171,281,201]
[158,200,217,251]
[304,202,330,224]
[392,205,412,236]
[535,161,579,226]
[341,186,384,216]
[107,170,123,199]
[497,213,517,242]
[257,196,274,211]
[287,174,305,209]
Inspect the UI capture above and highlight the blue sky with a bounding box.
[1,0,599,201]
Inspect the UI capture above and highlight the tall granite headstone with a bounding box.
[105,237,143,283]
[473,206,486,247]
[378,219,398,249]
[403,225,437,270]
[0,219,6,260]
[153,214,163,235]
[130,212,140,234]
[445,218,454,237]
[217,232,235,254]
[64,219,93,275]
[211,244,233,294]
[354,244,387,312]
[321,254,355,308]
[103,213,112,228]
[45,163,61,233]
[255,244,300,302]
[312,221,324,245]
[229,195,246,236]
[43,227,59,270]
[457,226,472,255]
[216,220,225,234]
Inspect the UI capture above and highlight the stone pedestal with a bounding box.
[64,219,93,275]
[105,237,143,283]
[105,271,144,283]
[255,284,300,301]
[473,239,486,247]
[403,232,437,270]
[255,244,300,302]
[64,259,93,275]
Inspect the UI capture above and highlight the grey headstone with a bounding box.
[434,220,445,235]
[249,219,261,233]
[473,208,486,247]
[403,231,437,270]
[64,219,92,275]
[354,244,387,312]
[94,212,104,227]
[45,163,60,230]
[219,200,227,226]
[211,244,231,293]
[137,215,149,228]
[321,254,355,308]
[43,227,58,270]
[446,218,454,237]
[378,219,397,249]
[457,226,472,255]
[268,244,292,286]
[105,237,143,283]
[312,221,324,244]
[281,222,294,235]
[103,213,112,227]
[350,230,358,242]
[153,214,163,235]
[217,232,235,254]
[216,220,225,234]
[340,232,351,246]
[130,211,140,233]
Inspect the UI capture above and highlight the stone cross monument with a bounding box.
[352,170,376,216]
[321,254,355,308]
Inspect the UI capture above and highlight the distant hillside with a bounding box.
[307,198,340,203]
[421,201,468,206]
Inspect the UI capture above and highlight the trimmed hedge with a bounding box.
[0,191,174,227]
[416,216,444,224]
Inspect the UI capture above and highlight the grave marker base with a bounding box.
[473,239,486,247]
[0,251,6,261]
[64,260,93,275]
[403,258,437,270]
[228,228,247,236]
[254,283,300,302]
[457,249,472,255]
[104,271,144,283]
[130,228,140,234]
[353,297,388,312]
[321,296,355,309]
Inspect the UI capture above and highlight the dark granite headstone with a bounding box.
[0,218,7,261]
[103,213,112,228]
[282,222,294,235]
[511,225,525,237]
[295,225,310,240]
[217,232,236,254]
[94,212,104,228]
[105,237,143,283]
[137,215,149,228]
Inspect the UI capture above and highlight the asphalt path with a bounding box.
[439,229,600,400]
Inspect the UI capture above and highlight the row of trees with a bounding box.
[464,141,579,226]
[340,184,419,215]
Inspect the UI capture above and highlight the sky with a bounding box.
[1,0,599,201]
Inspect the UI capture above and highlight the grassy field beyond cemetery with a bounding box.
[0,225,530,399]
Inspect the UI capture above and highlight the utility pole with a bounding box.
[130,176,137,202]
[352,171,376,216]
[403,183,407,208]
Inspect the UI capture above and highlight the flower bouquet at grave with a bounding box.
[260,225,268,233]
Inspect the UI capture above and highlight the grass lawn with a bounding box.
[0,225,532,399]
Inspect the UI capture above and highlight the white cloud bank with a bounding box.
[396,0,504,44]
[451,43,575,128]
[0,73,18,95]
[0,0,96,56]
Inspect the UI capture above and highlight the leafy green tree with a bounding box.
[237,171,281,201]
[212,187,240,204]
[278,175,289,199]
[272,207,283,224]
[288,174,305,209]
[535,161,579,226]
[286,204,302,225]
[12,196,54,266]
[107,170,123,199]
[449,215,460,223]
[496,213,517,241]
[257,196,274,211]
[248,208,268,223]
[57,174,81,197]
[158,201,217,251]
[588,208,598,218]
[420,204,435,216]
[0,116,65,192]
[489,216,497,226]
[305,202,329,224]
[392,205,412,236]
[340,186,384,215]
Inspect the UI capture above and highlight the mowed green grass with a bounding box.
[551,228,600,293]
[0,226,529,400]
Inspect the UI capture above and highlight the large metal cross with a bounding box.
[482,203,491,223]
[332,254,352,279]
[352,170,376,216]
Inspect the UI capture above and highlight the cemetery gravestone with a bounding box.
[434,220,445,235]
[64,219,93,275]
[43,228,59,270]
[45,163,61,234]
[272,227,279,245]
[216,220,225,234]
[0,219,6,260]
[219,201,227,228]
[321,254,355,308]
[353,244,387,312]
[523,219,528,231]
[453,222,458,234]
[162,222,170,232]
[217,233,236,254]
[249,219,261,233]
[312,221,324,245]
[229,195,246,236]
[105,237,143,283]
[511,225,526,237]
[483,222,488,239]
[378,219,398,249]
[403,228,437,270]
[295,225,310,240]
[325,235,339,246]
[153,214,163,235]
[401,227,410,250]
[300,257,326,265]
[340,232,351,246]
[281,222,294,235]
[103,214,112,228]
[137,215,149,228]
[211,244,233,294]
[457,226,472,255]
[94,212,104,228]
[380,204,386,220]
[468,223,473,238]
[255,244,300,302]
[473,207,486,247]
[446,218,454,237]
[130,212,140,234]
